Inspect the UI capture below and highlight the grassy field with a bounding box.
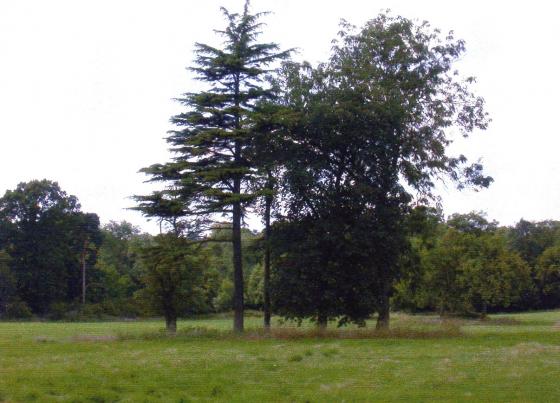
[1,311,560,402]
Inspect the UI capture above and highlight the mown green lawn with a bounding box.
[1,311,560,402]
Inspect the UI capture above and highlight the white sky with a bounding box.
[1,0,559,233]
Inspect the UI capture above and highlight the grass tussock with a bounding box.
[34,336,55,343]
[394,313,522,328]
[116,326,224,341]
[507,342,560,357]
[473,317,522,326]
[246,324,462,340]
[287,353,304,362]
[70,334,118,342]
[115,322,463,342]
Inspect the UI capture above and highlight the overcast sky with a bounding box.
[1,0,558,233]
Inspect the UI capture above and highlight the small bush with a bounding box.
[48,302,73,320]
[287,354,303,362]
[322,348,339,357]
[80,303,106,319]
[4,299,32,319]
[101,299,141,318]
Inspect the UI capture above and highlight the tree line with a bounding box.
[394,210,560,316]
[1,180,559,331]
[0,180,264,323]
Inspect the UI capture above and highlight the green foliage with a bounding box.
[246,263,264,308]
[47,302,76,321]
[271,12,490,327]
[460,234,533,314]
[395,213,535,316]
[197,226,262,313]
[4,298,32,319]
[137,234,208,330]
[392,207,444,311]
[195,265,221,314]
[136,1,292,332]
[270,216,378,327]
[536,245,560,308]
[423,228,475,314]
[158,1,292,214]
[317,14,491,196]
[509,219,560,267]
[93,221,148,308]
[0,180,101,314]
[214,278,234,312]
[447,211,498,235]
[0,250,15,317]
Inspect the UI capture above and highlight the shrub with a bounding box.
[4,299,32,319]
[80,303,106,319]
[48,302,74,320]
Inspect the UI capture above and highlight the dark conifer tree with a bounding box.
[138,1,292,332]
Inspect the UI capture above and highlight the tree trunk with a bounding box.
[317,312,328,330]
[232,191,244,333]
[165,315,177,334]
[480,300,488,320]
[376,282,391,330]
[376,305,390,330]
[263,178,272,330]
[232,76,244,333]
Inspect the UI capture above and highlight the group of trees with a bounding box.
[2,3,559,333]
[394,210,560,316]
[0,180,102,317]
[1,181,560,331]
[0,180,142,319]
[135,2,491,332]
[0,180,266,324]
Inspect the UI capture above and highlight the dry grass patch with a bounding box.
[213,324,462,340]
[475,317,522,326]
[34,336,55,343]
[115,322,463,342]
[506,342,560,357]
[70,334,118,342]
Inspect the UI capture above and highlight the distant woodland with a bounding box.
[1,180,559,330]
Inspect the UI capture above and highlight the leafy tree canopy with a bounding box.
[270,12,491,327]
[0,180,101,314]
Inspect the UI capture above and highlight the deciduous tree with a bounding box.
[138,234,208,333]
[273,13,491,328]
[536,245,560,308]
[0,180,101,314]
